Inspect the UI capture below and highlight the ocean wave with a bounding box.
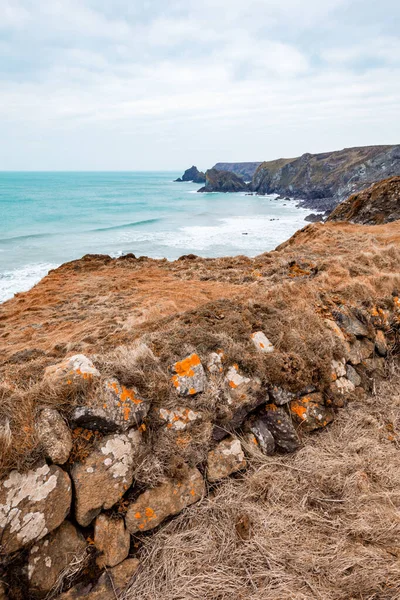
[0,262,57,303]
[92,218,161,232]
[0,231,54,244]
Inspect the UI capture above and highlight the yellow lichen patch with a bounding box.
[173,353,201,378]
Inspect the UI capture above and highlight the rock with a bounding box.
[251,331,274,353]
[197,168,248,193]
[363,356,386,375]
[375,330,388,356]
[268,385,295,406]
[331,377,355,396]
[346,364,362,387]
[174,166,206,184]
[331,358,346,380]
[207,437,246,482]
[171,353,206,396]
[305,213,324,222]
[126,467,205,534]
[0,464,71,555]
[348,339,374,365]
[28,521,86,594]
[290,393,333,432]
[159,407,201,431]
[71,429,141,527]
[213,366,264,441]
[262,405,301,452]
[36,408,72,465]
[55,558,139,599]
[72,378,150,433]
[94,514,130,568]
[244,415,275,455]
[324,319,347,341]
[44,354,100,385]
[207,351,224,374]
[332,310,369,338]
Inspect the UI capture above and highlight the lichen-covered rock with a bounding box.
[171,354,206,396]
[207,351,224,374]
[0,464,71,555]
[375,330,388,356]
[348,339,374,365]
[94,514,130,568]
[28,521,86,594]
[44,354,100,384]
[244,415,275,455]
[331,358,346,380]
[290,393,333,432]
[125,467,205,534]
[213,366,264,441]
[251,331,274,353]
[263,405,301,452]
[346,364,362,387]
[36,408,72,464]
[268,385,295,406]
[72,429,141,527]
[333,310,370,338]
[332,377,355,396]
[207,437,246,482]
[159,407,201,431]
[72,378,150,433]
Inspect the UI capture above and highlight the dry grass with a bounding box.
[124,368,400,600]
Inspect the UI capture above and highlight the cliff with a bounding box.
[174,165,206,183]
[1,220,400,599]
[250,144,400,210]
[327,176,400,224]
[213,162,262,180]
[197,168,248,192]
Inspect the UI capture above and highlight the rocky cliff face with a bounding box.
[197,168,248,193]
[250,145,400,210]
[175,165,206,183]
[327,176,400,224]
[213,162,262,180]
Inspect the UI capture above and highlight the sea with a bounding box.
[0,171,311,303]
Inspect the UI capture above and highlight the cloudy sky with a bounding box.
[1,0,399,170]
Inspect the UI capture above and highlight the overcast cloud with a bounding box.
[0,0,399,170]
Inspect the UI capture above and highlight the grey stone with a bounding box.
[244,415,275,455]
[207,437,247,482]
[36,408,72,465]
[346,364,362,387]
[264,405,301,452]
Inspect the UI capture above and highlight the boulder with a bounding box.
[36,408,72,465]
[348,339,374,365]
[159,407,201,431]
[251,331,274,353]
[290,393,333,432]
[28,521,86,594]
[72,378,150,433]
[263,404,301,452]
[71,429,142,527]
[207,437,247,482]
[244,415,275,455]
[44,354,100,385]
[125,467,205,534]
[94,514,130,568]
[0,464,71,555]
[171,353,206,396]
[375,330,388,356]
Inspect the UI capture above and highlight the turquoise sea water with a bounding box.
[0,171,311,303]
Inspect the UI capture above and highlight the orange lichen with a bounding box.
[145,507,156,519]
[189,388,196,395]
[134,512,142,519]
[229,380,238,389]
[173,354,201,378]
[290,402,307,420]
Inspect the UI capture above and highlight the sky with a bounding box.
[0,0,399,170]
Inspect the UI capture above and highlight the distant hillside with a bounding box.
[250,145,400,210]
[327,176,400,224]
[213,162,262,180]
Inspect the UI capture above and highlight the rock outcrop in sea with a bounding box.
[197,168,248,193]
[174,165,206,183]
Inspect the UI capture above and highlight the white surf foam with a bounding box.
[0,263,57,304]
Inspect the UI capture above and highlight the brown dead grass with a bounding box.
[124,368,400,600]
